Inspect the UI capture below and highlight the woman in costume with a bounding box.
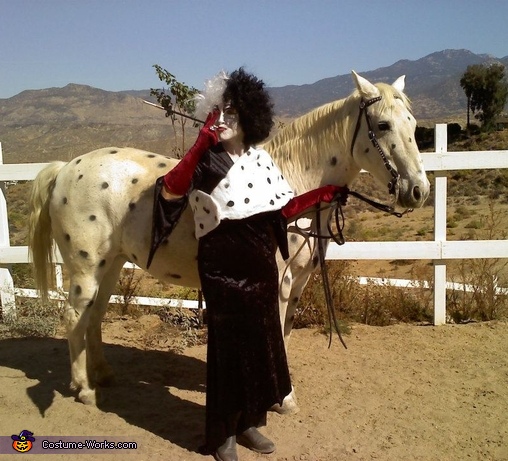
[149,68,345,461]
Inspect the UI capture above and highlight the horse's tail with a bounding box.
[28,161,66,303]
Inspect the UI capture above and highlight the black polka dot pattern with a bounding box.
[190,147,294,238]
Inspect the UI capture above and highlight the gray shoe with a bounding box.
[214,436,238,461]
[237,427,275,454]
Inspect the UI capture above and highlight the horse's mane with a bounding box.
[264,81,411,176]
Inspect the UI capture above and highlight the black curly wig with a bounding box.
[222,68,274,147]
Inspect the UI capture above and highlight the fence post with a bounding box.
[433,125,448,325]
[0,142,16,319]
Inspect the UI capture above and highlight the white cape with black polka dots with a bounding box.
[190,147,294,238]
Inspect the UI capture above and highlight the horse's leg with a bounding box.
[86,257,126,387]
[271,252,300,415]
[64,273,100,405]
[273,231,319,415]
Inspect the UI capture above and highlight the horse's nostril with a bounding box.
[413,185,421,201]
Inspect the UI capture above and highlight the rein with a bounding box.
[294,191,410,351]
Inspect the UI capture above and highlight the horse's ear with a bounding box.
[351,70,380,99]
[392,75,406,93]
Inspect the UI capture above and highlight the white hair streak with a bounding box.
[194,70,229,121]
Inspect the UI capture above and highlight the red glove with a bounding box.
[163,110,219,195]
[282,185,348,219]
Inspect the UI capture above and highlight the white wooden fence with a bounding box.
[0,124,507,325]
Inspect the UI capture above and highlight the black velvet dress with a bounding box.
[200,211,291,450]
[149,145,292,452]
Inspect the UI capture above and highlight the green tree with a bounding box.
[151,65,199,156]
[460,63,508,131]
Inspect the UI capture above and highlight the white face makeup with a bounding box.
[215,102,244,147]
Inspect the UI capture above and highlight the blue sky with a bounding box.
[1,0,507,99]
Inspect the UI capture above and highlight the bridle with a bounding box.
[292,95,415,349]
[350,96,400,196]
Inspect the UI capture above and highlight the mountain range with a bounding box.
[1,49,507,163]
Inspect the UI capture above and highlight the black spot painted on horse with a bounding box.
[129,203,136,211]
[391,144,396,149]
[75,159,82,164]
[65,234,71,242]
[227,200,234,207]
[86,300,94,308]
[78,174,83,181]
[131,254,138,261]
[63,197,68,205]
[101,182,109,189]
[169,273,182,279]
[364,147,370,153]
[109,150,118,154]
[283,275,291,285]
[290,234,298,243]
[147,154,156,158]
[330,156,337,166]
[244,198,250,204]
[292,296,299,305]
[99,259,106,268]
[158,163,167,168]
[131,178,139,184]
[74,285,82,296]
[89,215,96,221]
[79,250,89,259]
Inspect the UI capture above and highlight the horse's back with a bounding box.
[50,147,178,269]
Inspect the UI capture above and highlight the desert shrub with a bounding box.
[448,200,508,322]
[296,261,433,328]
[448,259,508,322]
[154,305,206,352]
[2,298,63,338]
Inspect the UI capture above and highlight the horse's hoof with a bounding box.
[78,389,97,406]
[271,387,300,414]
[270,400,300,415]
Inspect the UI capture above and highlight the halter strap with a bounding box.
[350,96,400,195]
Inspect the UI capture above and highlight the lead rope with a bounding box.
[293,190,412,349]
[316,205,348,350]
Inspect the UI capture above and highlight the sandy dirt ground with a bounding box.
[1,315,507,460]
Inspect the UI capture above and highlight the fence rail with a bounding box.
[1,124,507,324]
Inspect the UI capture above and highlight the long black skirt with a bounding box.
[198,213,291,451]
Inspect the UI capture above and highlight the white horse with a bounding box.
[28,71,430,411]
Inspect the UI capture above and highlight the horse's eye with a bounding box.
[378,122,390,131]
